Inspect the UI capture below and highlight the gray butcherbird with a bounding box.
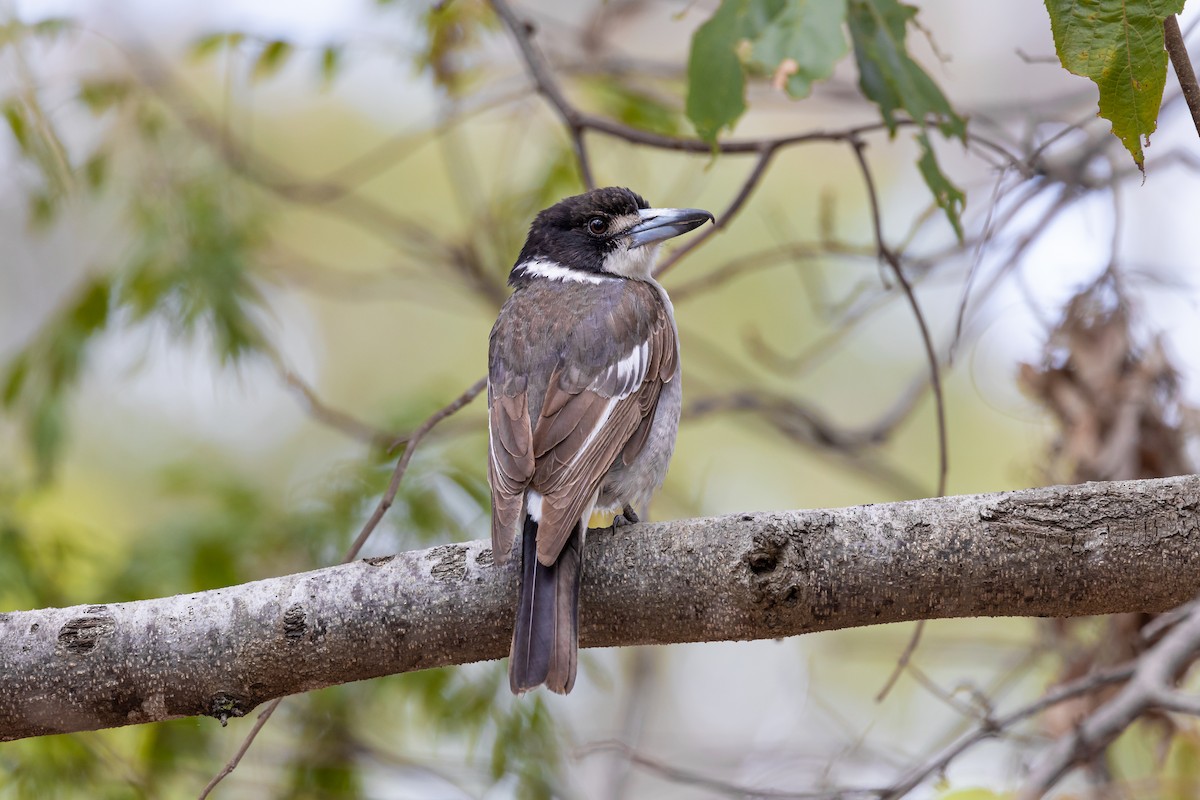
[488,186,713,694]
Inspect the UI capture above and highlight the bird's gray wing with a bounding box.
[529,292,677,566]
[488,371,535,564]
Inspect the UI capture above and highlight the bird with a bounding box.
[487,186,713,694]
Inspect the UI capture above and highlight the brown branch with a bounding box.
[1021,599,1200,798]
[487,0,594,187]
[880,663,1138,798]
[7,476,1200,745]
[489,0,911,156]
[684,387,930,499]
[668,240,874,303]
[655,144,778,278]
[577,740,849,799]
[281,369,400,448]
[1164,14,1200,139]
[849,139,948,498]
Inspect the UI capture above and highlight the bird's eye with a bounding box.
[586,217,609,236]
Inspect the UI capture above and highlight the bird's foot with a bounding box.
[612,504,640,529]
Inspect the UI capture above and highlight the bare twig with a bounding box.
[1021,600,1200,798]
[1164,14,1200,138]
[198,377,486,797]
[849,139,948,499]
[281,369,399,448]
[196,698,282,799]
[656,144,778,278]
[487,0,594,187]
[577,740,872,800]
[341,377,488,562]
[875,621,925,703]
[489,0,914,156]
[881,664,1137,798]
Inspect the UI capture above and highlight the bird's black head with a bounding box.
[510,187,713,286]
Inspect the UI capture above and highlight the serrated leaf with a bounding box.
[1044,0,1184,171]
[686,0,748,143]
[253,40,292,81]
[747,0,849,99]
[916,131,965,240]
[847,0,965,140]
[117,173,268,362]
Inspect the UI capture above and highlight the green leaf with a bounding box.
[686,0,749,143]
[82,151,107,191]
[1,276,111,479]
[747,0,849,99]
[417,0,498,95]
[1044,0,1184,171]
[252,40,293,81]
[846,0,966,140]
[916,131,965,240]
[30,17,72,40]
[3,101,29,154]
[937,790,1006,800]
[320,45,341,83]
[846,0,966,237]
[586,76,682,136]
[77,79,132,114]
[190,31,244,61]
[2,354,28,409]
[686,0,852,143]
[116,172,268,362]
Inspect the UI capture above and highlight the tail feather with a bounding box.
[509,514,583,694]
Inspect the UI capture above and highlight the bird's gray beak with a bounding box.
[625,207,715,249]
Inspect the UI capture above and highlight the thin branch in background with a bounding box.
[281,369,400,448]
[1020,600,1200,798]
[849,138,948,499]
[487,0,595,187]
[198,376,487,798]
[950,167,1011,362]
[576,740,865,800]
[197,698,282,800]
[1164,14,1200,138]
[340,376,487,562]
[655,144,778,278]
[875,621,925,703]
[489,0,917,157]
[880,663,1138,799]
[683,387,931,498]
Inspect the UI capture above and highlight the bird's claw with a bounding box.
[612,504,640,528]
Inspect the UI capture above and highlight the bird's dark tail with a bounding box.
[509,514,583,695]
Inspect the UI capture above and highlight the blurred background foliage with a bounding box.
[2,0,1200,797]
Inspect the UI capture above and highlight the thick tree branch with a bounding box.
[4,475,1200,742]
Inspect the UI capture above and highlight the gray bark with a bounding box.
[2,475,1199,741]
